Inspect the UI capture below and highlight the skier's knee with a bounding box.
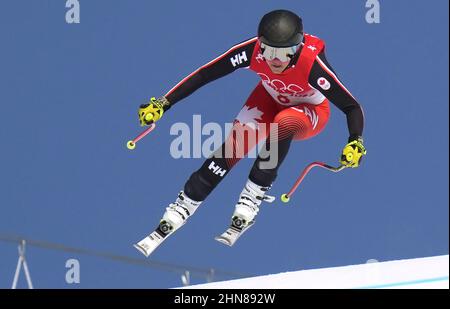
[184,156,231,201]
[249,163,277,187]
[184,170,215,201]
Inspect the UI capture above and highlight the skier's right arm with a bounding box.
[165,38,257,105]
[139,38,256,126]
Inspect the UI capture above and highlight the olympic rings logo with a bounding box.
[257,73,305,96]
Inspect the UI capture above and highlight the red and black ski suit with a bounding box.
[164,34,364,201]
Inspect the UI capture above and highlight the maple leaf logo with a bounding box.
[235,105,264,130]
[317,77,331,90]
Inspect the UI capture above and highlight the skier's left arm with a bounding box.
[308,51,366,168]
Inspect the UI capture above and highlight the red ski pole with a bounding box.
[126,123,156,150]
[281,162,346,203]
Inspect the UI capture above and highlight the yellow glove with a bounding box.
[340,136,367,168]
[138,97,171,126]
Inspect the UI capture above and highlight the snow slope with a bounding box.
[183,255,449,289]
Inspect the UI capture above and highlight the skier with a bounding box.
[134,9,366,255]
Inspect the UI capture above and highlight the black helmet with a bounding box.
[258,10,303,47]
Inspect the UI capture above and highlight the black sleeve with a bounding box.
[308,51,364,140]
[164,38,257,106]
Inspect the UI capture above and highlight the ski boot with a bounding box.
[134,191,202,257]
[215,179,275,246]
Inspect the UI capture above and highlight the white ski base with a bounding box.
[215,222,254,247]
[134,230,166,257]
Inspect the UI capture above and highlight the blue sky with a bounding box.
[0,0,448,288]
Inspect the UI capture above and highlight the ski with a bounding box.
[215,219,255,247]
[133,221,173,257]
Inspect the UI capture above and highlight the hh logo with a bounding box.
[255,52,264,63]
[209,161,227,177]
[230,51,247,67]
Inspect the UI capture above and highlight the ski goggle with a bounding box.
[260,42,301,62]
